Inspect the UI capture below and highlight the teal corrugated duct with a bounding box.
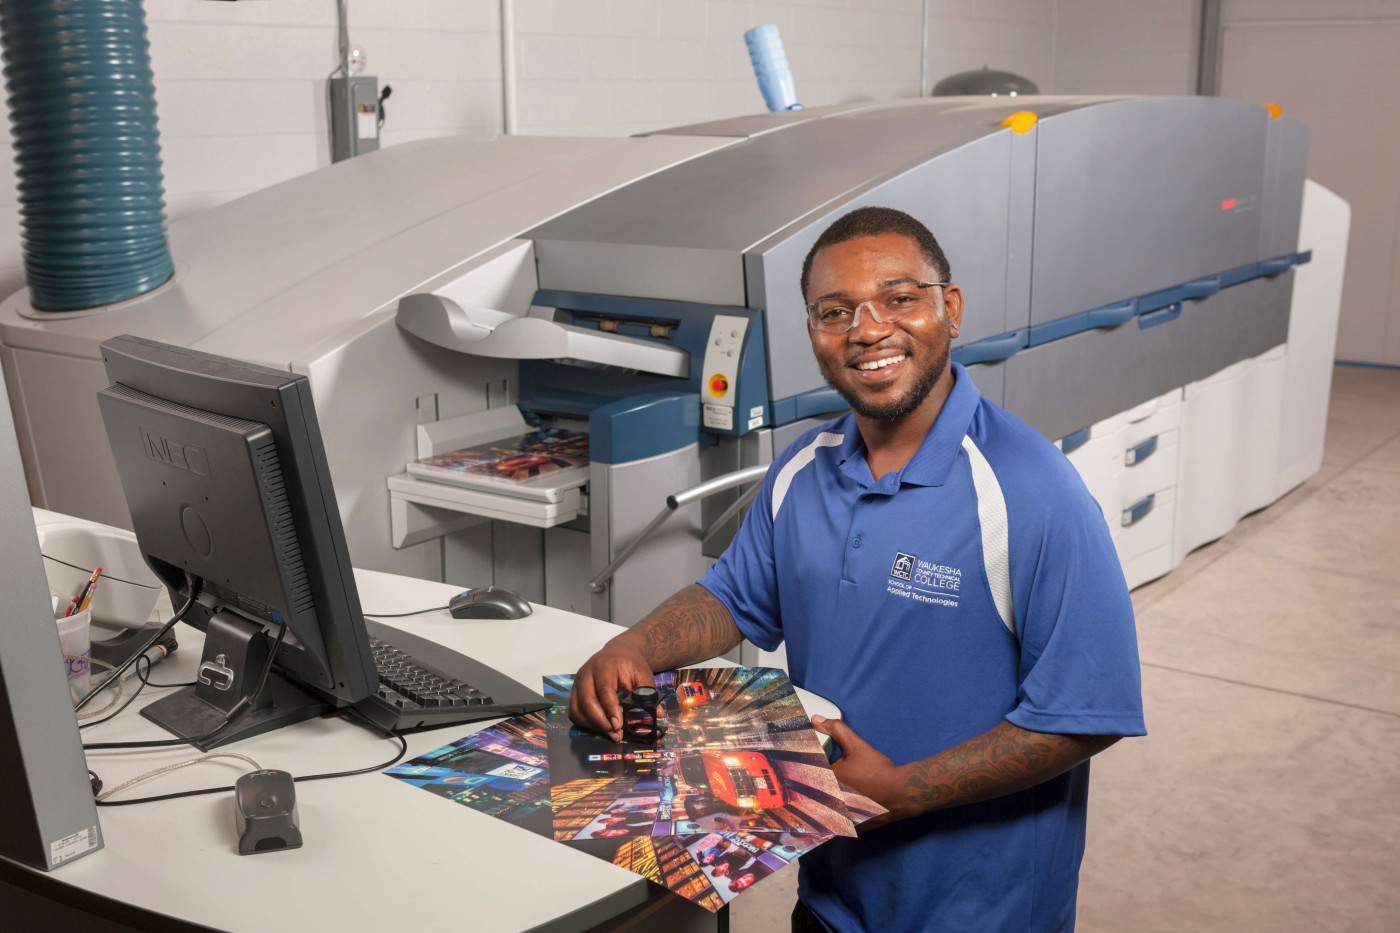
[0,0,173,310]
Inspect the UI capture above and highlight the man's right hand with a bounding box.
[568,585,743,741]
[568,643,656,742]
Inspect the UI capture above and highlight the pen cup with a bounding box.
[56,606,92,700]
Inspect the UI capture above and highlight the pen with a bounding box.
[69,566,102,617]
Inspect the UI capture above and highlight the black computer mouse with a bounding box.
[448,585,533,620]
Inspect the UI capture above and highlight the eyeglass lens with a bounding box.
[810,285,940,331]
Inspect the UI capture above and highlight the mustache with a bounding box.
[844,340,913,366]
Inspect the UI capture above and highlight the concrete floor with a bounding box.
[731,364,1400,932]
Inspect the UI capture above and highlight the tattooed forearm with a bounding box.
[900,720,1119,813]
[622,584,744,671]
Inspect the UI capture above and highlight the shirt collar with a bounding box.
[835,362,982,490]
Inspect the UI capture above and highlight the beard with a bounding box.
[822,336,950,422]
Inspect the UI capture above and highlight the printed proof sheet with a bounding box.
[385,667,883,912]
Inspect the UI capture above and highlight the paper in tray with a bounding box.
[408,427,589,486]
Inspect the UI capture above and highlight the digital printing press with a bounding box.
[0,95,1348,656]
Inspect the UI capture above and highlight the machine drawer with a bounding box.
[1122,388,1182,444]
[1063,432,1123,531]
[1115,484,1175,568]
[1123,540,1174,591]
[1120,428,1179,503]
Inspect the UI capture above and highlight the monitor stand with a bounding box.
[140,609,327,751]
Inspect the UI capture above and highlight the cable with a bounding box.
[96,752,262,803]
[377,84,392,131]
[294,707,407,783]
[362,604,446,618]
[79,656,151,730]
[140,675,196,689]
[82,619,288,752]
[72,656,123,719]
[74,575,201,715]
[92,711,407,807]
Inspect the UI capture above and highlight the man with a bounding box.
[570,207,1145,932]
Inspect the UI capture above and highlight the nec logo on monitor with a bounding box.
[141,427,209,477]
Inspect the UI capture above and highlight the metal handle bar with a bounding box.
[589,464,770,594]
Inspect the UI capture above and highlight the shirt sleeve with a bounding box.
[1004,474,1147,738]
[696,466,783,652]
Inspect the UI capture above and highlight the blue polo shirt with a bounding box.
[698,363,1145,933]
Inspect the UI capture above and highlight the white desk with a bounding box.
[5,570,837,933]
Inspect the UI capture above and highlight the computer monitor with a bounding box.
[95,336,380,749]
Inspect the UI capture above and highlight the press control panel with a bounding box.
[701,314,750,431]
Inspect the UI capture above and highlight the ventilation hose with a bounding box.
[744,24,802,113]
[0,0,174,310]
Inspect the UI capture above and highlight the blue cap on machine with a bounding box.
[744,24,803,112]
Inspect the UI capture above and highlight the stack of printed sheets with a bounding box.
[384,667,883,911]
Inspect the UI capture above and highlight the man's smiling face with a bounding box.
[805,232,963,422]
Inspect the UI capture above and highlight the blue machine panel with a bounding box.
[520,291,770,464]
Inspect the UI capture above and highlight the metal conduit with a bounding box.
[0,0,173,310]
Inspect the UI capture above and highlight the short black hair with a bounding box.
[800,206,951,300]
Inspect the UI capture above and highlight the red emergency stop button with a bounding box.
[708,374,730,397]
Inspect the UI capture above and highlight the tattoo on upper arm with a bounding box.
[639,585,741,669]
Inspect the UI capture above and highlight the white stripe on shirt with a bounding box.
[772,432,844,520]
[961,435,1016,639]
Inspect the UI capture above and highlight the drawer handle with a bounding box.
[1125,435,1158,466]
[1121,493,1155,527]
[1178,274,1222,300]
[1061,426,1091,455]
[1086,300,1136,329]
[1138,302,1182,329]
[951,328,1027,366]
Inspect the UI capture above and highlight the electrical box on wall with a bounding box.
[330,75,380,162]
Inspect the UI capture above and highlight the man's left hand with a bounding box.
[814,715,1125,831]
[811,714,912,829]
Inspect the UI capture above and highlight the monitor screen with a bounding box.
[96,335,380,748]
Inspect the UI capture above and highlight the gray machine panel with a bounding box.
[1177,271,1294,385]
[528,98,1093,314]
[963,360,1005,408]
[1004,272,1294,441]
[649,98,979,140]
[531,239,746,307]
[647,102,865,139]
[1004,321,1163,442]
[748,131,1020,401]
[1259,116,1309,260]
[1030,97,1270,327]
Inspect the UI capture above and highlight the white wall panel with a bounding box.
[922,0,1197,98]
[1052,0,1196,96]
[1220,15,1400,365]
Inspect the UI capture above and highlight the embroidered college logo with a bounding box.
[887,553,964,608]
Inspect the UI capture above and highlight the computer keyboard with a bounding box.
[355,620,551,733]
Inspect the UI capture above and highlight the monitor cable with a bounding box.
[73,656,125,721]
[90,708,407,807]
[78,655,149,729]
[362,604,447,618]
[73,573,202,715]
